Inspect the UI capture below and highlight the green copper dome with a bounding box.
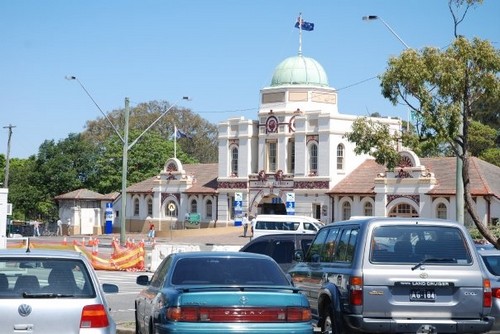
[270,55,329,87]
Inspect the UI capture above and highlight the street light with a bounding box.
[67,76,190,244]
[362,15,410,49]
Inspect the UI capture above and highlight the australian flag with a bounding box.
[295,17,314,31]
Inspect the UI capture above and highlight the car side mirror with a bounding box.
[136,275,150,286]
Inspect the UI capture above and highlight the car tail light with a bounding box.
[484,278,492,308]
[492,287,500,299]
[80,304,110,328]
[167,306,312,322]
[349,276,363,306]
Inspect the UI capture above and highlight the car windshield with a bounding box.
[0,258,95,298]
[370,225,472,264]
[171,257,290,286]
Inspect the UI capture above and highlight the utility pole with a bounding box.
[3,124,16,188]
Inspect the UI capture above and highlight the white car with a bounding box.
[0,248,118,333]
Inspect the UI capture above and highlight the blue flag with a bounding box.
[295,17,314,31]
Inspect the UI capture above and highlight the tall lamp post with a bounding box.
[362,15,464,224]
[362,15,410,49]
[67,76,190,244]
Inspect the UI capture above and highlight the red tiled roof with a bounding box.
[329,157,500,198]
[126,163,218,195]
[54,188,105,200]
[184,163,218,194]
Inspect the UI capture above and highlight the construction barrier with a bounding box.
[6,237,145,272]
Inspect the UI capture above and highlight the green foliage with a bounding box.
[469,120,497,157]
[480,148,500,167]
[344,118,401,170]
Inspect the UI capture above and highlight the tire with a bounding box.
[321,304,344,334]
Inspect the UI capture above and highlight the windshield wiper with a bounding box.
[411,258,456,271]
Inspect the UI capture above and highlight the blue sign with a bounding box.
[105,202,113,234]
[234,200,243,226]
[286,192,295,215]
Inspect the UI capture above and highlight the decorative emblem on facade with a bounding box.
[275,169,284,181]
[166,162,178,172]
[396,169,412,178]
[387,194,420,205]
[399,155,413,168]
[258,170,268,182]
[266,116,278,133]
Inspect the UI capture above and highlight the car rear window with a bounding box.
[171,257,290,286]
[481,255,500,275]
[370,225,472,264]
[0,258,95,298]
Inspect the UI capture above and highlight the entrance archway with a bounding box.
[258,194,286,215]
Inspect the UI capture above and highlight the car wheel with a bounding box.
[321,304,344,334]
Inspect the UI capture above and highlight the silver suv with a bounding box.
[288,217,494,334]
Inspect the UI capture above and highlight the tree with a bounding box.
[346,0,500,245]
[83,100,218,164]
[92,130,196,194]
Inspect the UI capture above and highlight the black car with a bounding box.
[240,233,314,272]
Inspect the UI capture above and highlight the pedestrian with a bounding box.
[250,215,256,237]
[242,213,249,237]
[66,218,72,236]
[56,219,62,236]
[33,220,40,237]
[148,222,156,243]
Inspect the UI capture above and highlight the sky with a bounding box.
[1,0,498,159]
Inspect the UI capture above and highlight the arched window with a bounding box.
[342,202,351,220]
[206,200,213,219]
[133,198,140,216]
[309,143,318,175]
[389,203,419,217]
[363,202,373,216]
[190,199,198,213]
[231,147,238,176]
[337,144,344,170]
[437,203,447,219]
[147,198,153,216]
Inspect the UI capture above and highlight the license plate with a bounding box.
[410,289,435,302]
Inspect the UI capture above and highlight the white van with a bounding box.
[251,214,323,239]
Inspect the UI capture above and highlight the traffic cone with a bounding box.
[63,237,67,246]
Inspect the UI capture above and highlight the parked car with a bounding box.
[477,248,500,333]
[135,251,313,334]
[240,233,314,272]
[288,217,494,334]
[251,214,322,239]
[0,248,119,333]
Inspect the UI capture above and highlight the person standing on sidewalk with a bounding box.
[242,214,249,237]
[148,222,156,243]
[56,219,63,236]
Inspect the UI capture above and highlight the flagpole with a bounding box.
[174,124,177,159]
[298,13,303,56]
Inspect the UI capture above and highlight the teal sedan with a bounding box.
[135,251,313,334]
